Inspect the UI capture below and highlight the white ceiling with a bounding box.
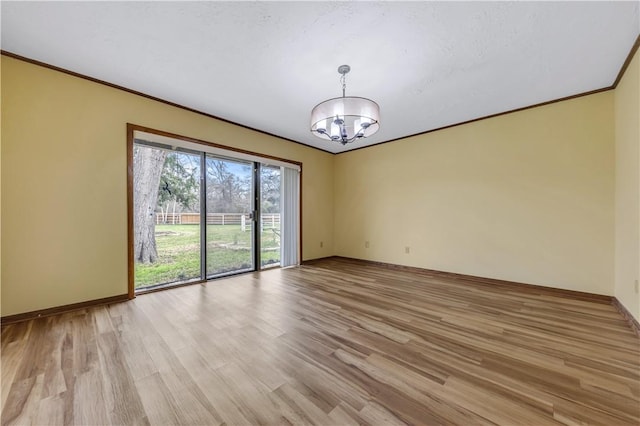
[2,1,639,154]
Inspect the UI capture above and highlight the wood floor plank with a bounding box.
[134,373,181,425]
[327,402,363,426]
[34,393,64,426]
[1,375,44,426]
[0,340,27,411]
[2,258,639,425]
[271,382,334,425]
[175,348,253,426]
[213,362,283,425]
[73,369,108,426]
[358,401,409,426]
[95,331,147,425]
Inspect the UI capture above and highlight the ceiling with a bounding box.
[2,2,639,154]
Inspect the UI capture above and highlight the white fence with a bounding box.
[156,213,280,231]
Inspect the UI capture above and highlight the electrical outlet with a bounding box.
[405,246,410,254]
[320,241,324,248]
[365,241,370,248]
[635,280,639,294]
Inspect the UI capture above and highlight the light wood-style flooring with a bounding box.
[2,257,639,425]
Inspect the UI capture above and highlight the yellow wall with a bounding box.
[334,92,615,295]
[2,51,637,317]
[614,47,640,321]
[0,56,334,316]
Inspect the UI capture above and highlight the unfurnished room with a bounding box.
[1,1,639,425]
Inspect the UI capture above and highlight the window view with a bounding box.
[260,165,281,268]
[131,131,299,292]
[133,145,201,288]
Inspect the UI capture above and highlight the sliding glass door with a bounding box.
[260,165,281,269]
[133,145,202,289]
[205,156,255,277]
[131,129,300,293]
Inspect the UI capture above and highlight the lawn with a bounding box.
[135,224,280,288]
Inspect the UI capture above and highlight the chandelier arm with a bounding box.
[314,116,377,144]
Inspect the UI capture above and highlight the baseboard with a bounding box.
[612,298,640,337]
[313,256,613,304]
[301,256,337,265]
[1,294,129,326]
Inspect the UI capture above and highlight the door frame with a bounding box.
[126,123,303,299]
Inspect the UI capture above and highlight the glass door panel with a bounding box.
[260,165,281,269]
[205,156,254,277]
[134,144,201,289]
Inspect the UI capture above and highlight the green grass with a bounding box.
[135,224,280,288]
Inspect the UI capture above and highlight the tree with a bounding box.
[261,166,281,213]
[206,160,251,213]
[133,145,166,263]
[157,152,199,223]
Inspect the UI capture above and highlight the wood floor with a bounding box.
[2,257,639,425]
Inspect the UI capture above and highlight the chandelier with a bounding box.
[310,65,380,145]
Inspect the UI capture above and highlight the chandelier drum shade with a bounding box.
[310,65,380,145]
